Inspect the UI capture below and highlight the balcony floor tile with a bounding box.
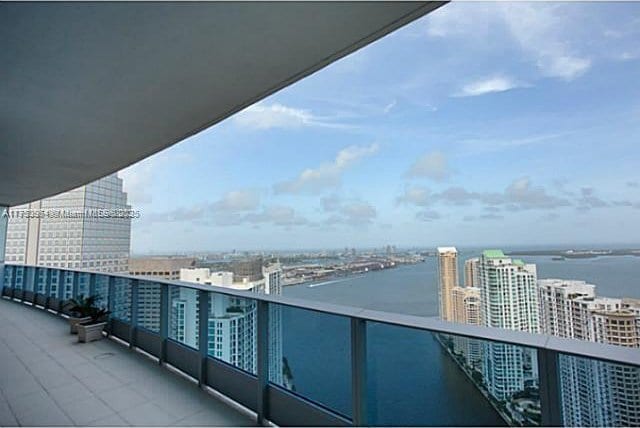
[0,298,254,427]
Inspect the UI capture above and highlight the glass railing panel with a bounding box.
[62,270,74,300]
[137,281,161,333]
[270,303,352,419]
[36,268,47,294]
[14,265,24,290]
[558,353,640,427]
[112,277,131,321]
[77,272,90,297]
[94,274,109,309]
[365,322,537,426]
[23,266,35,292]
[49,269,61,298]
[3,265,12,287]
[168,285,199,349]
[206,292,257,375]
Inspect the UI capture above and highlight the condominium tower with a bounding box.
[478,250,540,401]
[464,257,480,288]
[437,247,458,322]
[177,263,285,385]
[539,279,640,426]
[5,174,131,273]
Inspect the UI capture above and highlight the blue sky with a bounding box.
[121,2,640,254]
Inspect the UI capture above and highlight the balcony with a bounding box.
[0,294,252,426]
[2,264,639,426]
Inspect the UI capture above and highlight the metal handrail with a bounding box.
[3,263,639,368]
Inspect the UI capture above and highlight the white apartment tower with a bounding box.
[539,279,640,426]
[437,247,458,322]
[178,263,285,384]
[5,174,131,273]
[452,286,482,368]
[478,250,540,401]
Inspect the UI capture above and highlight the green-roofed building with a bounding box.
[478,249,540,402]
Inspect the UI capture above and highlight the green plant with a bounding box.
[67,295,98,317]
[83,305,111,325]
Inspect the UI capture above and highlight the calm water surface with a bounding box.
[281,254,640,425]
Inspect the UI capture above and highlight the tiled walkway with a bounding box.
[0,297,254,426]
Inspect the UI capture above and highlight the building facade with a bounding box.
[5,174,131,273]
[437,247,458,322]
[129,256,196,280]
[178,262,285,384]
[539,279,640,426]
[478,250,540,401]
[464,257,480,288]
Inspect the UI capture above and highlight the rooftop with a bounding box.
[482,249,506,259]
[0,298,253,427]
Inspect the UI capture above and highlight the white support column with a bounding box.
[0,206,8,290]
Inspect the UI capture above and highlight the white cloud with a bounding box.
[120,151,193,206]
[396,186,431,207]
[211,190,260,212]
[499,3,591,81]
[426,3,592,82]
[383,100,397,114]
[244,206,309,227]
[234,103,312,129]
[275,143,379,194]
[406,151,450,181]
[454,76,528,97]
[234,103,350,130]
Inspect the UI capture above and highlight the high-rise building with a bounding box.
[539,279,640,426]
[437,247,458,322]
[451,286,482,368]
[5,174,131,273]
[464,257,480,288]
[129,256,196,280]
[178,262,285,384]
[478,250,539,401]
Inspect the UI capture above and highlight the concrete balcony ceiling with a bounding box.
[0,1,444,207]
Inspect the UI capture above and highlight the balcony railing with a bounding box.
[2,263,639,426]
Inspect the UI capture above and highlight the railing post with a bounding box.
[10,265,16,298]
[44,268,52,310]
[72,270,79,299]
[129,279,138,349]
[256,300,270,426]
[159,283,169,365]
[538,348,563,426]
[198,290,209,387]
[351,318,368,427]
[107,276,116,336]
[57,270,64,306]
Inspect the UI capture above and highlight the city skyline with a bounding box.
[117,2,640,253]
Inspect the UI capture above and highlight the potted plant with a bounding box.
[77,305,110,343]
[65,295,96,334]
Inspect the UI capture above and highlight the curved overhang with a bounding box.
[0,1,445,207]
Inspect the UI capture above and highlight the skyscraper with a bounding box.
[478,250,539,401]
[5,174,131,273]
[437,247,458,322]
[539,279,640,426]
[178,262,285,383]
[451,286,482,368]
[464,257,480,288]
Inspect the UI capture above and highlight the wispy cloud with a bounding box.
[275,143,379,194]
[426,3,592,82]
[406,151,450,181]
[453,76,529,97]
[234,103,351,130]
